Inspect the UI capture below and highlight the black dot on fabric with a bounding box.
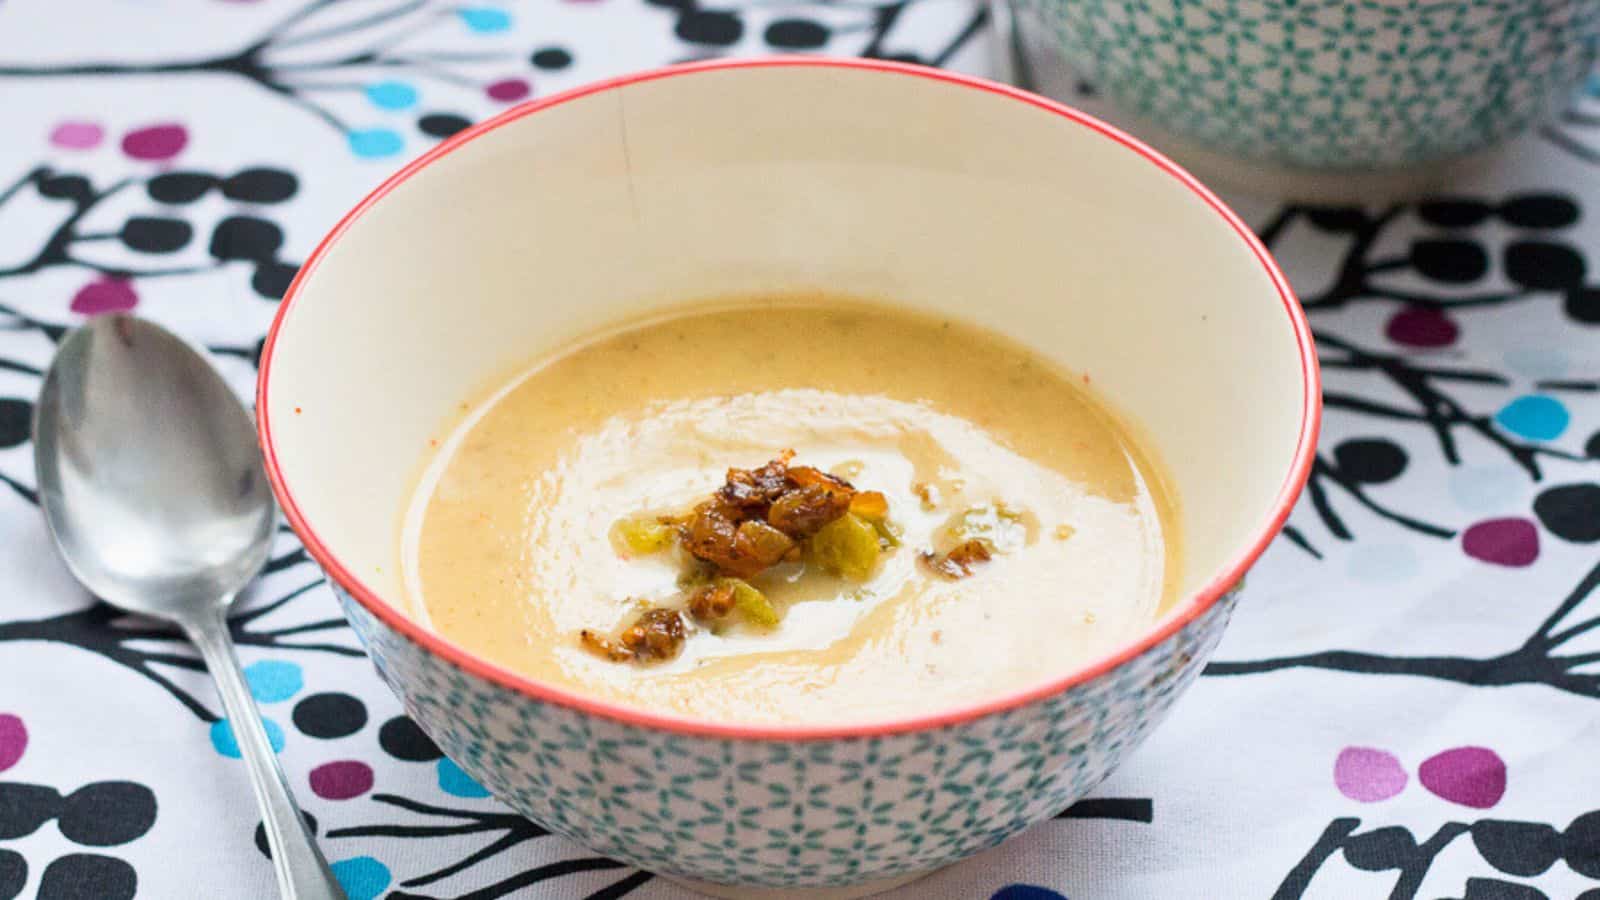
[1566,286,1600,324]
[1503,241,1586,290]
[1460,878,1554,900]
[1410,238,1489,283]
[675,10,742,45]
[119,217,193,254]
[57,782,156,847]
[1532,483,1600,543]
[292,692,368,739]
[1577,891,1600,900]
[38,854,135,900]
[209,216,284,262]
[530,46,572,69]
[255,812,317,860]
[1304,207,1368,232]
[146,172,215,204]
[418,113,472,139]
[251,261,299,299]
[221,168,298,204]
[1587,430,1600,459]
[1564,811,1600,879]
[1340,827,1419,872]
[764,18,829,49]
[1470,819,1562,877]
[0,398,31,449]
[0,782,63,840]
[1416,197,1492,228]
[378,715,442,762]
[1498,193,1580,229]
[1333,438,1408,484]
[37,174,93,203]
[0,849,24,900]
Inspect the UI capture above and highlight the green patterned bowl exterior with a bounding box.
[334,584,1238,888]
[1017,0,1600,170]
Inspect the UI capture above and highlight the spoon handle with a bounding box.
[186,605,346,900]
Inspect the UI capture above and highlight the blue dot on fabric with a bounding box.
[348,128,404,158]
[458,7,512,32]
[437,758,491,798]
[210,716,285,758]
[1587,71,1600,98]
[1346,543,1420,584]
[364,81,418,110]
[331,857,391,900]
[1449,465,1523,513]
[991,887,1068,900]
[244,660,303,703]
[1494,394,1570,441]
[1504,348,1569,380]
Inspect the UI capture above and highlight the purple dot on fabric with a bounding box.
[1333,747,1407,802]
[1419,746,1506,808]
[310,761,374,800]
[70,277,138,314]
[49,121,104,150]
[485,78,530,102]
[1462,517,1540,567]
[1385,307,1459,348]
[121,123,188,161]
[0,715,26,773]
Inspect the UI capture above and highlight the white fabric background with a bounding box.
[0,2,1596,898]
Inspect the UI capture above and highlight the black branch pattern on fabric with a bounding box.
[0,0,507,138]
[1258,199,1598,556]
[326,794,646,900]
[1208,559,1600,700]
[0,163,303,300]
[0,551,354,722]
[650,0,989,68]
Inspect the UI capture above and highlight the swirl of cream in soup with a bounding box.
[403,303,1178,725]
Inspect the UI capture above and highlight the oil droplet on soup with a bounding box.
[402,301,1180,725]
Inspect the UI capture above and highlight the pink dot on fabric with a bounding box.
[1419,746,1506,808]
[1462,517,1540,567]
[1333,747,1407,802]
[70,277,139,314]
[1385,307,1459,348]
[50,121,104,150]
[121,123,188,161]
[310,760,374,800]
[484,78,531,102]
[0,715,26,773]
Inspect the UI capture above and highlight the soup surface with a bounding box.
[403,301,1180,724]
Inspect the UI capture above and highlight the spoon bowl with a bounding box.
[34,313,343,900]
[34,314,275,613]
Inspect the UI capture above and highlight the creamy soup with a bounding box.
[402,301,1179,724]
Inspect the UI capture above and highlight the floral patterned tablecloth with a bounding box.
[1,2,1597,898]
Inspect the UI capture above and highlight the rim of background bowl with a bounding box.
[258,56,1321,742]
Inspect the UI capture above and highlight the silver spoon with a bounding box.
[32,314,344,900]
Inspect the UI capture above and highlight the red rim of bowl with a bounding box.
[257,56,1322,742]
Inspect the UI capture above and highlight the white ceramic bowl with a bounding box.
[259,59,1319,897]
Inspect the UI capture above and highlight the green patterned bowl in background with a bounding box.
[1015,0,1600,199]
[260,60,1320,897]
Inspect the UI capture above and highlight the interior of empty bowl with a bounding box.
[260,59,1316,728]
